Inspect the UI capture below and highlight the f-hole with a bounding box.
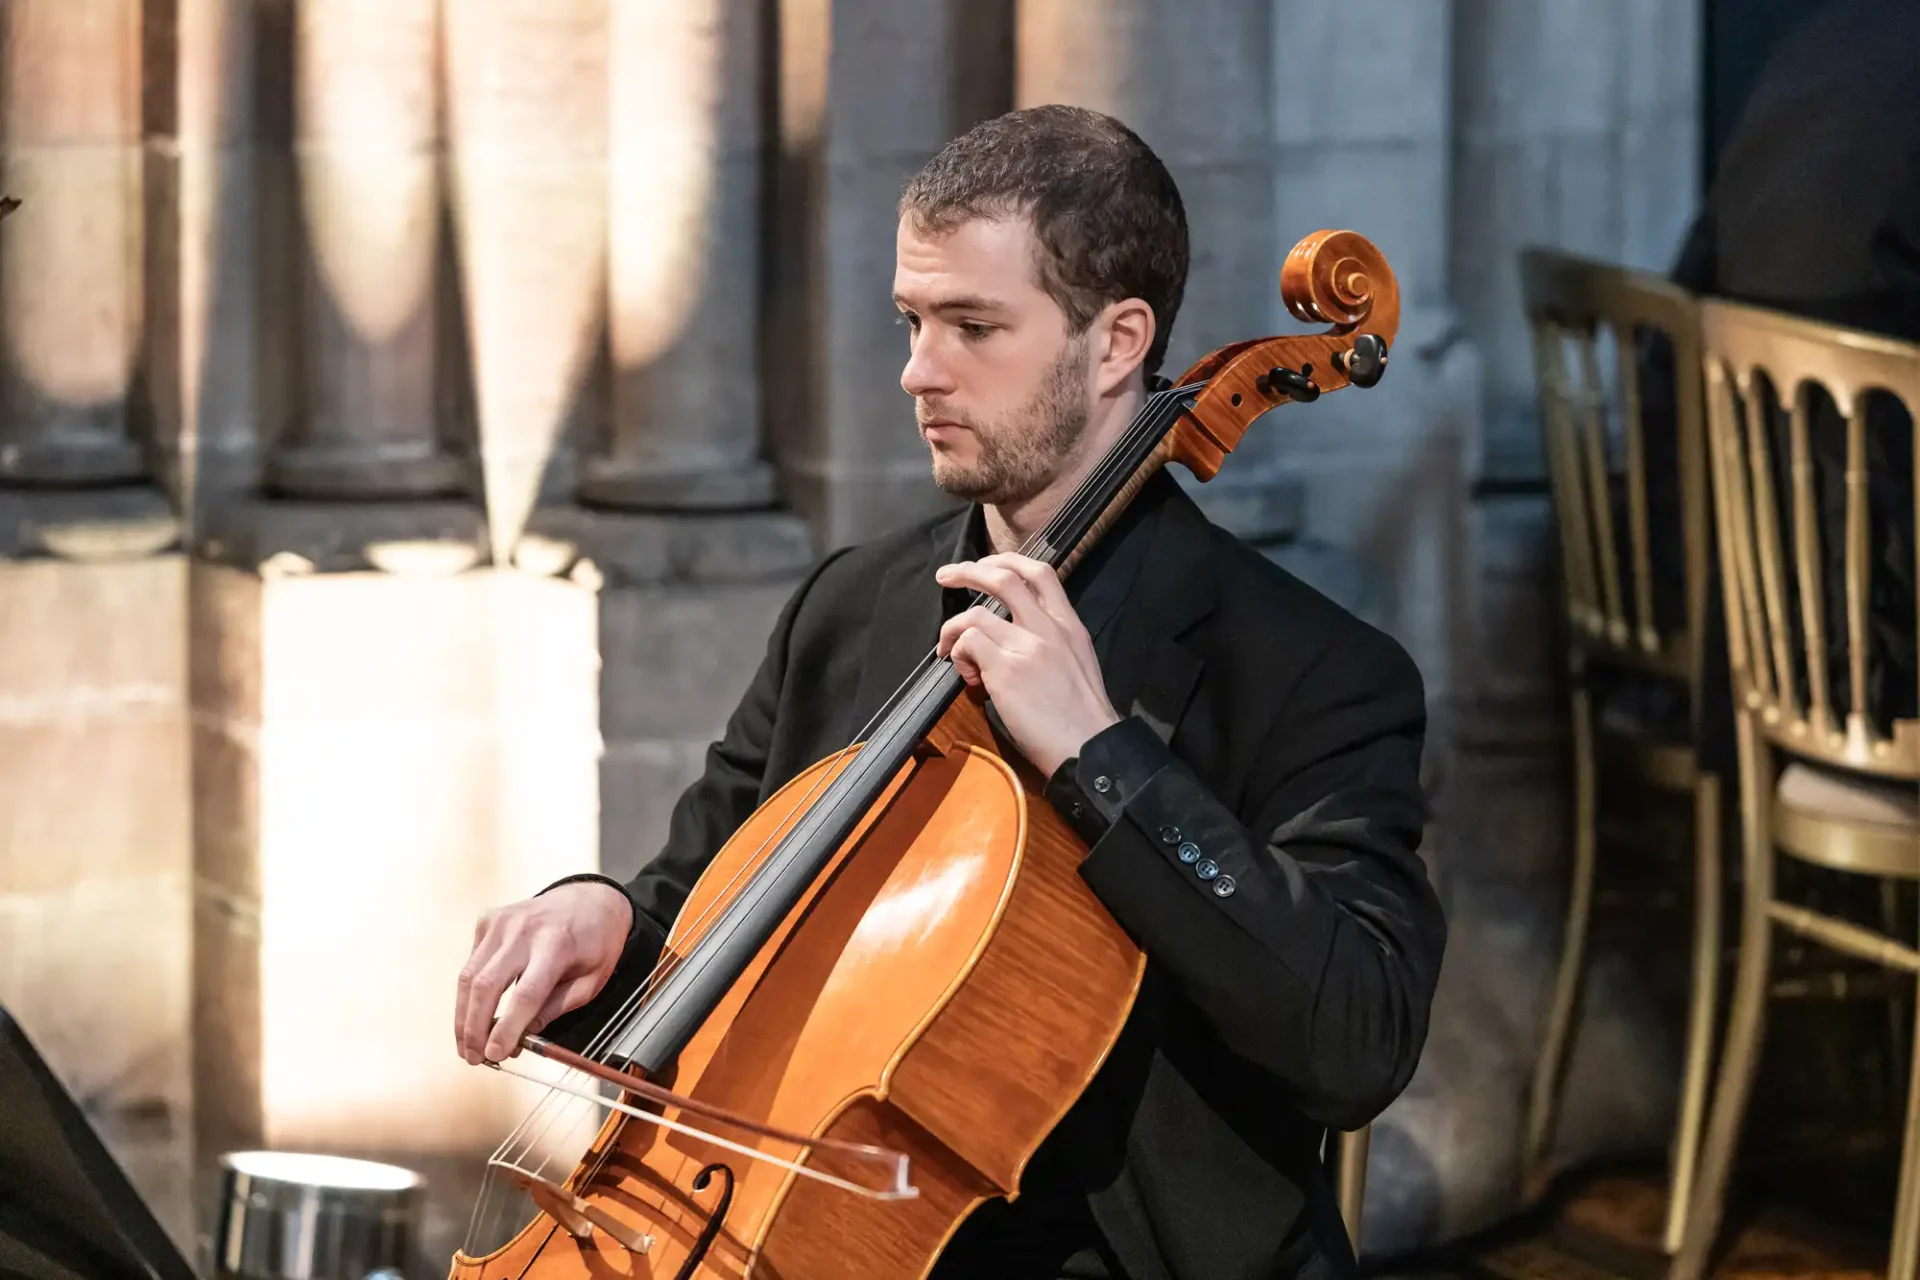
[672,1163,736,1280]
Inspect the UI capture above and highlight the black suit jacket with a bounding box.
[550,469,1446,1280]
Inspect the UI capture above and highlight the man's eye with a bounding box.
[897,313,920,331]
[961,322,992,339]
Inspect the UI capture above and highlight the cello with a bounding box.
[450,228,1399,1280]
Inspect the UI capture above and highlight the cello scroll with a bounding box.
[1167,228,1400,480]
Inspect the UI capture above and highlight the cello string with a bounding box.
[483,381,1201,1201]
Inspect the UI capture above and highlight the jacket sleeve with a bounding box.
[540,548,849,1050]
[1053,629,1444,1131]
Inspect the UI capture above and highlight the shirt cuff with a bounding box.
[1043,715,1176,847]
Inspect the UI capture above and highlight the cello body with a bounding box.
[450,692,1145,1279]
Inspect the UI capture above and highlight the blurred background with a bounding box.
[4,1,1915,1277]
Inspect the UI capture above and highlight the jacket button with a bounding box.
[1177,842,1201,865]
[1159,825,1181,845]
[1196,859,1220,880]
[1212,874,1237,898]
[1092,775,1113,794]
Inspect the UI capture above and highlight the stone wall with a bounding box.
[0,0,1706,1269]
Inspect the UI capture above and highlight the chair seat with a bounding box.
[1773,760,1920,878]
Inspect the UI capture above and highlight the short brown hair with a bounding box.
[899,104,1189,377]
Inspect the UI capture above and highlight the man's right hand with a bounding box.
[454,881,634,1066]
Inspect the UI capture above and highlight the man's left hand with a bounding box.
[934,553,1122,778]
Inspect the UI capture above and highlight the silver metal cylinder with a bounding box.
[212,1151,425,1280]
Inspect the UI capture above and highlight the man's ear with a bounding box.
[1094,297,1156,395]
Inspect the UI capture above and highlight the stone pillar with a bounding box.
[260,0,467,502]
[0,0,147,487]
[443,0,608,566]
[1016,0,1288,539]
[576,0,776,512]
[142,0,271,536]
[768,0,1014,550]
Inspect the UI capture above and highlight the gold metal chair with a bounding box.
[1670,300,1920,1280]
[1519,247,1723,1254]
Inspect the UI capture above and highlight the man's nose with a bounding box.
[901,335,954,398]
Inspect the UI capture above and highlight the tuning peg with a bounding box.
[1256,362,1320,403]
[1332,334,1388,388]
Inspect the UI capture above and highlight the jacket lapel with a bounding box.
[1096,474,1216,747]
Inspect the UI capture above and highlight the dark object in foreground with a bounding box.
[0,1003,199,1280]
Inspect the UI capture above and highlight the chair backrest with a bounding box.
[1520,247,1713,687]
[1698,298,1920,778]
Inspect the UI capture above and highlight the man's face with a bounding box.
[893,212,1091,505]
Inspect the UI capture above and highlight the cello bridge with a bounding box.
[508,1165,655,1255]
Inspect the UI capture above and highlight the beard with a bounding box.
[919,335,1091,505]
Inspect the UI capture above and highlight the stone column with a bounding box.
[444,0,608,566]
[260,0,467,502]
[1016,0,1288,539]
[142,0,270,536]
[0,0,147,487]
[768,0,1015,550]
[576,0,775,512]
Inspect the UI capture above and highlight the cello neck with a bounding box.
[1017,380,1204,577]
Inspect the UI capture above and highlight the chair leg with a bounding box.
[1888,958,1920,1280]
[1884,880,1910,1126]
[1664,770,1723,1254]
[1337,1126,1370,1257]
[1670,721,1773,1280]
[1525,684,1599,1192]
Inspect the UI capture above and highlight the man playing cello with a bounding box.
[454,104,1445,1280]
